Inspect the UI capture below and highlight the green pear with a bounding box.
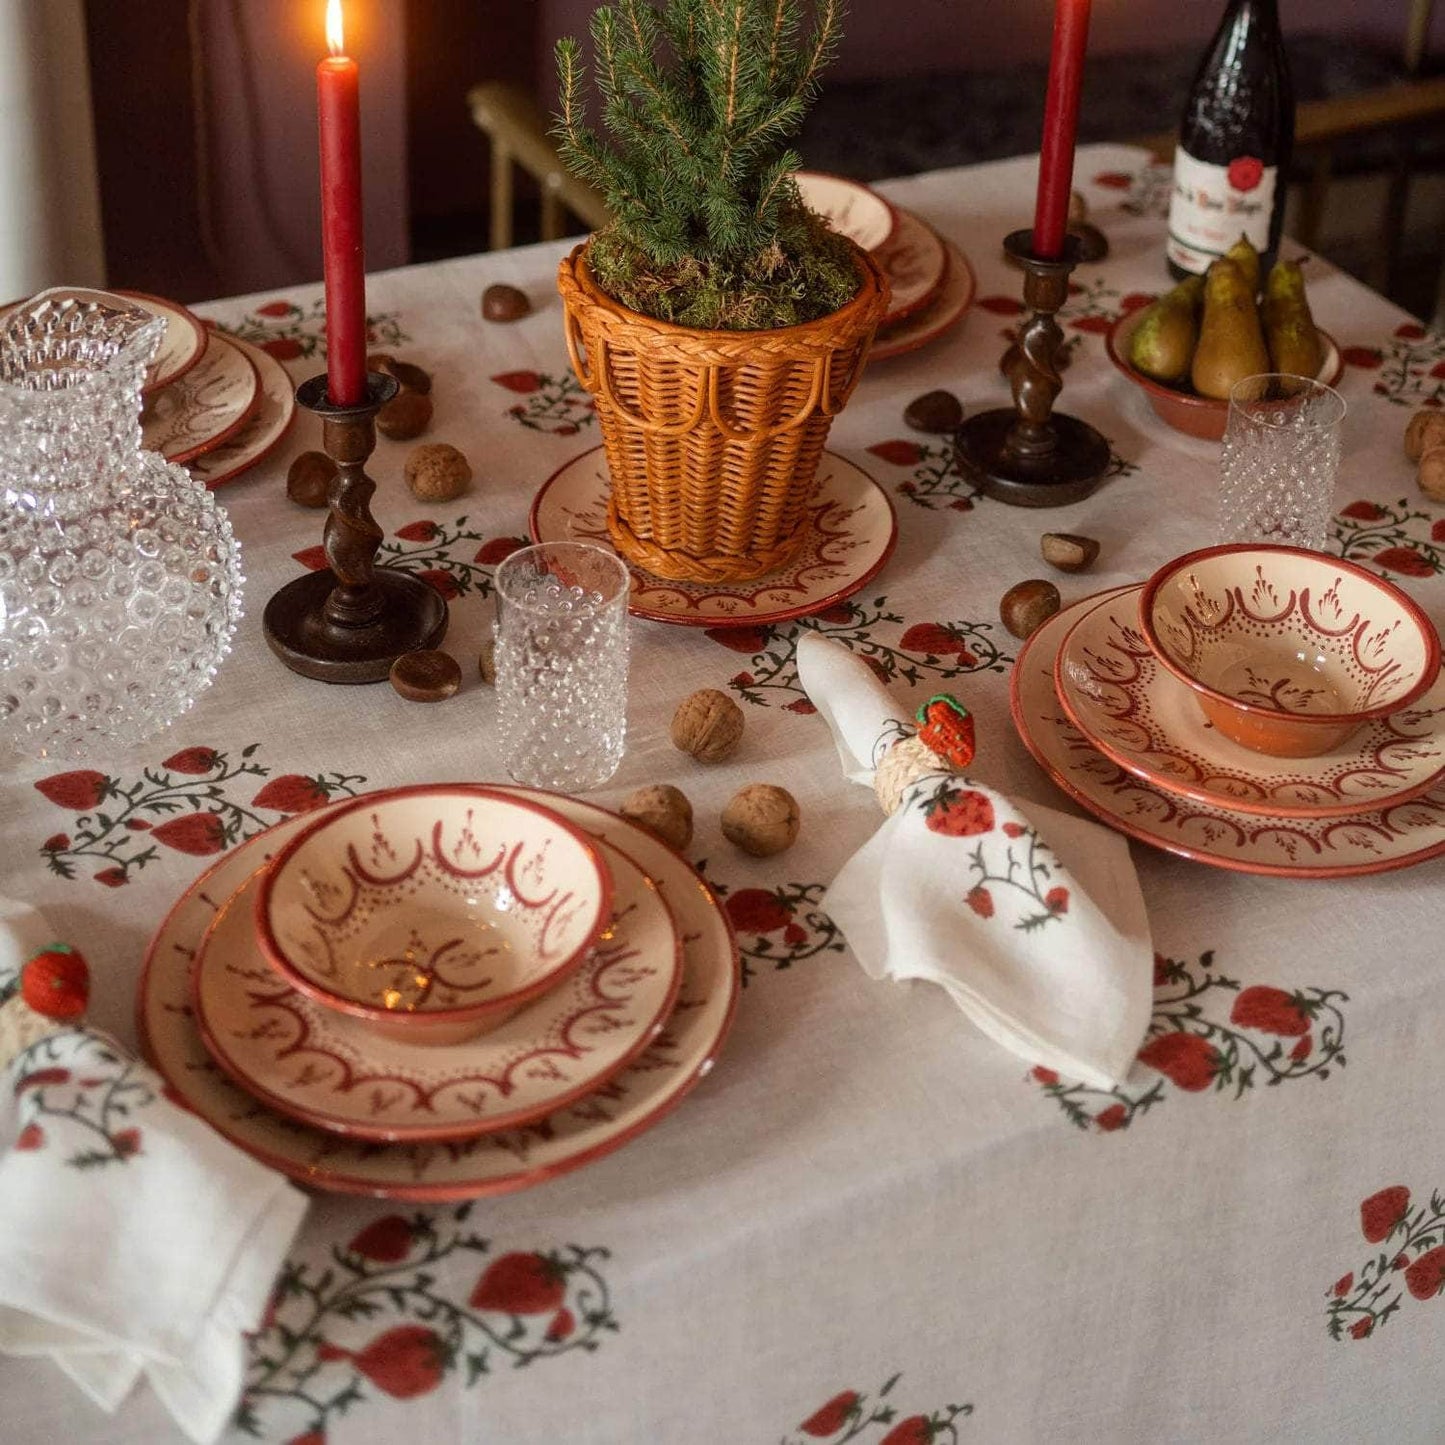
[1127,275,1204,384]
[1264,260,1325,378]
[1191,258,1270,400]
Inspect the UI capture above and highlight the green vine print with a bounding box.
[711,597,1012,712]
[1031,949,1348,1132]
[699,868,845,985]
[220,298,409,363]
[787,1373,973,1443]
[1332,498,1445,579]
[238,1209,616,1438]
[492,368,599,435]
[34,745,366,886]
[1328,1185,1445,1340]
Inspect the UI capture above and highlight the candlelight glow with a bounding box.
[326,0,345,56]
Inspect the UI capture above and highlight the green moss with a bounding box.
[587,201,860,331]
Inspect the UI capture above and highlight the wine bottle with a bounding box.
[1166,0,1294,282]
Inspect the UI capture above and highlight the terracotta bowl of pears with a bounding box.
[1103,262,1340,439]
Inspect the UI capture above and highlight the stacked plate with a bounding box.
[795,172,975,361]
[137,785,740,1200]
[1010,547,1445,878]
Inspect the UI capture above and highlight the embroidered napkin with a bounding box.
[0,899,309,1444]
[796,633,1154,1087]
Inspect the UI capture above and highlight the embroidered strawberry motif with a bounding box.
[732,671,756,687]
[544,1308,576,1342]
[1396,322,1428,341]
[293,544,329,571]
[977,294,1025,316]
[1230,985,1310,1036]
[922,785,995,837]
[965,886,994,918]
[1003,822,1027,838]
[866,439,924,467]
[1360,1185,1411,1242]
[285,1433,326,1445]
[253,775,331,814]
[1371,547,1435,578]
[348,1215,414,1263]
[812,603,854,625]
[151,812,227,855]
[41,833,69,852]
[785,698,819,715]
[125,818,152,831]
[799,1390,861,1436]
[318,1325,448,1399]
[706,625,770,654]
[255,300,294,318]
[1092,170,1133,189]
[1349,1317,1372,1339]
[1119,292,1155,313]
[1289,1035,1312,1061]
[724,889,793,934]
[14,1067,72,1094]
[469,1252,566,1315]
[1227,155,1264,192]
[473,536,528,564]
[1136,1032,1221,1091]
[415,569,461,600]
[34,770,110,811]
[161,747,220,775]
[1433,519,1445,543]
[1339,500,1386,521]
[394,520,439,542]
[1031,1067,1058,1085]
[21,945,89,1020]
[1068,314,1113,334]
[491,370,542,393]
[1044,887,1069,915]
[879,1415,932,1445]
[93,868,128,888]
[1095,1103,1128,1131]
[15,1124,45,1150]
[1332,1272,1353,1297]
[1341,346,1384,369]
[262,337,303,361]
[1404,1245,1445,1300]
[111,1128,142,1157]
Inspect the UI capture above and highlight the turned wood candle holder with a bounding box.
[263,372,448,683]
[954,229,1111,508]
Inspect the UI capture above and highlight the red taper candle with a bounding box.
[317,0,366,405]
[1032,0,1092,259]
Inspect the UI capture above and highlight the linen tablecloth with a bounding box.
[2,144,1443,1443]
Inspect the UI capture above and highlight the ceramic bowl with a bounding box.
[794,170,899,253]
[1105,306,1343,442]
[255,785,612,1045]
[1140,545,1442,757]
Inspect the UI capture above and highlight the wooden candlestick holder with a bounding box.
[954,229,1111,507]
[263,371,448,683]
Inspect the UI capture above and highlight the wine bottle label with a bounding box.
[1167,148,1278,274]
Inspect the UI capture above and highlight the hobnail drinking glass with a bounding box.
[493,541,630,791]
[1218,373,1346,552]
[0,289,243,760]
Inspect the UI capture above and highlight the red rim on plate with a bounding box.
[115,289,209,395]
[157,332,262,466]
[191,333,297,489]
[869,241,975,362]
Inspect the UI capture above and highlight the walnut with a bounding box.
[1406,409,1445,462]
[1419,444,1445,502]
[405,443,471,502]
[619,784,693,851]
[721,784,800,857]
[670,688,745,762]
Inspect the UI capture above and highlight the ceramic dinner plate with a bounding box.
[874,209,949,328]
[188,334,297,488]
[869,240,975,362]
[192,835,683,1143]
[530,446,898,627]
[795,170,898,253]
[138,787,740,1200]
[142,329,259,464]
[1011,586,1445,878]
[1056,585,1445,817]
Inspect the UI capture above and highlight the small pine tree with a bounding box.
[553,0,859,330]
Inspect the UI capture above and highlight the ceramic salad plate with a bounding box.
[138,787,740,1200]
[192,836,683,1143]
[1011,586,1445,878]
[530,446,897,627]
[187,334,296,488]
[874,208,948,328]
[869,240,975,362]
[1056,585,1445,817]
[142,330,259,464]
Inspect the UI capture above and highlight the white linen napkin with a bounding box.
[0,900,309,1444]
[796,633,1154,1087]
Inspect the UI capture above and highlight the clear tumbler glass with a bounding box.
[493,541,630,790]
[1218,374,1346,552]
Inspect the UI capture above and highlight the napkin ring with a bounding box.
[872,696,976,816]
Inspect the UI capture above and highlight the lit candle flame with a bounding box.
[326,0,345,56]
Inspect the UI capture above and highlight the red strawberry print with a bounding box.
[863,655,890,684]
[1393,1253,1410,1270]
[977,294,1025,315]
[319,1326,447,1399]
[1372,546,1435,577]
[1095,1103,1128,1132]
[21,945,89,1020]
[812,603,854,624]
[1152,954,1170,986]
[285,1433,326,1445]
[151,812,227,855]
[93,868,128,888]
[1227,155,1264,192]
[1360,1185,1410,1242]
[1068,314,1113,334]
[926,788,995,837]
[35,770,109,811]
[469,1252,565,1315]
[1289,1034,1312,1061]
[1003,822,1027,838]
[125,818,152,831]
[866,439,925,467]
[415,568,461,600]
[706,625,769,654]
[949,498,972,512]
[14,1067,72,1094]
[348,1214,413,1263]
[41,833,69,852]
[900,623,966,657]
[253,775,329,814]
[1405,1246,1445,1301]
[544,1308,575,1342]
[785,698,819,715]
[161,747,220,775]
[111,1128,142,1157]
[1045,887,1069,915]
[491,369,542,393]
[1230,985,1310,1036]
[15,1124,44,1150]
[474,536,528,564]
[1119,292,1155,312]
[1433,519,1445,543]
[800,1390,861,1436]
[1342,345,1384,369]
[262,337,304,361]
[255,300,294,318]
[783,921,807,945]
[293,545,329,571]
[880,1415,932,1445]
[1424,394,1444,408]
[1395,322,1428,341]
[394,520,439,542]
[1092,170,1132,189]
[965,886,994,918]
[1333,1272,1353,1297]
[1350,1317,1373,1339]
[1031,1066,1058,1085]
[724,888,793,934]
[1339,500,1386,521]
[1136,1032,1221,1091]
[732,671,756,687]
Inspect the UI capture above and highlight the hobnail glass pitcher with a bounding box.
[0,289,243,760]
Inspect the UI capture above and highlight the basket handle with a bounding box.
[706,355,828,442]
[593,348,710,437]
[562,304,599,392]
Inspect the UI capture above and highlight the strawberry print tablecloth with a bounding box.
[3,145,1444,1443]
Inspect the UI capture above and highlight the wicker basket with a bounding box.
[557,241,889,584]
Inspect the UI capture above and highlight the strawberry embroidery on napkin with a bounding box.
[788,1373,973,1443]
[1328,1186,1445,1340]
